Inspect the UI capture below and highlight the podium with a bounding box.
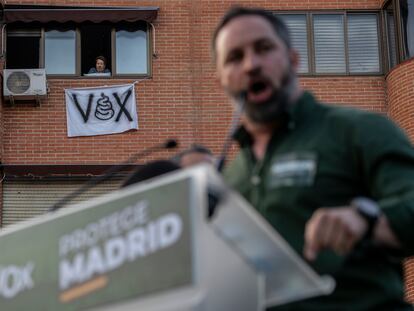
[0,165,334,310]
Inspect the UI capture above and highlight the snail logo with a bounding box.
[95,93,115,121]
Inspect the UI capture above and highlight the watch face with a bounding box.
[353,197,380,219]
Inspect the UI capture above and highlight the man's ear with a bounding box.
[289,49,300,72]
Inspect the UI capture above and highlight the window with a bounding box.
[80,24,112,75]
[313,14,346,73]
[347,14,381,73]
[385,2,398,68]
[2,4,159,77]
[400,0,414,60]
[45,29,76,75]
[6,22,151,77]
[3,5,158,77]
[276,12,381,75]
[115,26,148,75]
[279,14,309,73]
[383,0,414,70]
[6,29,41,69]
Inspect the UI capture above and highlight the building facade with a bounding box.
[0,0,413,303]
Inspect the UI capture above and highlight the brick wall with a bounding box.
[386,58,414,304]
[387,58,414,141]
[406,258,414,304]
[2,0,201,164]
[1,0,384,165]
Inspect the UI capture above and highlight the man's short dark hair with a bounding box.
[121,160,180,188]
[95,55,107,65]
[212,7,291,56]
[173,144,213,164]
[180,144,212,157]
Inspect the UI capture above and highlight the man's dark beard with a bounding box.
[244,70,294,124]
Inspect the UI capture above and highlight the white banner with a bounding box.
[65,84,138,137]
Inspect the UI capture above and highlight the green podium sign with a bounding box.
[0,178,193,311]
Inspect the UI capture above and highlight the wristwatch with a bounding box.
[350,197,381,240]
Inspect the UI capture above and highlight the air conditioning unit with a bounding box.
[3,69,47,101]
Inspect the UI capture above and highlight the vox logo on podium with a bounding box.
[0,262,34,299]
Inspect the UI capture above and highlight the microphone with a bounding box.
[217,91,247,172]
[121,160,180,188]
[164,139,178,149]
[208,91,246,220]
[49,139,179,212]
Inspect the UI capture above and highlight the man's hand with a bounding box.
[303,207,368,261]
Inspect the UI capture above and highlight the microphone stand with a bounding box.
[49,139,178,212]
[217,91,246,172]
[207,92,246,220]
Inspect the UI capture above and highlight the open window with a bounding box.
[383,0,414,71]
[3,5,158,78]
[81,23,112,75]
[6,28,41,69]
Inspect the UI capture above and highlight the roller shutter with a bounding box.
[2,176,124,228]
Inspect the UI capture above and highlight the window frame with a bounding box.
[274,10,384,76]
[110,23,152,78]
[312,12,348,75]
[382,0,414,71]
[41,27,80,77]
[5,27,43,69]
[5,22,153,79]
[398,0,410,62]
[382,4,393,72]
[394,0,406,63]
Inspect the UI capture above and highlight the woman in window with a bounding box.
[88,56,111,74]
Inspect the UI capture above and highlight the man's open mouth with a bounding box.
[247,80,273,103]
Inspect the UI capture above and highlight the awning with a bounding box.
[3,5,159,24]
